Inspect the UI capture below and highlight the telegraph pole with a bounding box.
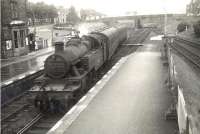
[164,13,167,35]
[162,0,167,35]
[28,2,36,34]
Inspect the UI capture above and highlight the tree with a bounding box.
[177,22,189,33]
[80,9,105,21]
[46,5,58,22]
[66,6,80,24]
[27,2,58,23]
[193,20,200,37]
[80,9,87,21]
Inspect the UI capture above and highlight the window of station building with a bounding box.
[26,37,29,46]
[20,30,25,47]
[6,40,12,50]
[13,31,18,48]
[10,1,18,19]
[11,3,15,18]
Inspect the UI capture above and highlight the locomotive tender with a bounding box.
[29,24,128,112]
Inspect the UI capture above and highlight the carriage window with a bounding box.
[13,31,18,48]
[11,2,18,19]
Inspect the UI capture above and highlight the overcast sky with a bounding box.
[29,0,191,16]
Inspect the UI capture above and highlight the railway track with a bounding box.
[20,114,63,134]
[170,37,200,68]
[16,113,43,134]
[175,36,200,47]
[1,93,40,134]
[1,93,63,134]
[1,93,29,120]
[125,28,150,44]
[1,69,44,106]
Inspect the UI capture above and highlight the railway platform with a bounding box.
[48,32,178,134]
[1,47,54,85]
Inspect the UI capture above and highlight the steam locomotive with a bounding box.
[29,24,128,113]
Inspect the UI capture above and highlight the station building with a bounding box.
[1,0,29,59]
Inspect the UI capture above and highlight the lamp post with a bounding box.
[162,0,167,35]
[28,2,36,34]
[164,13,167,35]
[28,2,37,51]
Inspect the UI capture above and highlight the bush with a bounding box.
[193,20,200,37]
[177,22,189,33]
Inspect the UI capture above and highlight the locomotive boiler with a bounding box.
[29,24,128,113]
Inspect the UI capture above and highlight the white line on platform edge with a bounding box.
[79,96,87,103]
[49,120,63,132]
[4,80,13,85]
[96,80,102,85]
[67,105,77,115]
[77,105,87,110]
[112,65,117,69]
[89,87,95,93]
[29,71,36,74]
[18,75,25,79]
[103,75,108,79]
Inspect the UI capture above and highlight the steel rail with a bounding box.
[175,36,200,47]
[170,40,200,69]
[1,104,28,122]
[16,113,43,134]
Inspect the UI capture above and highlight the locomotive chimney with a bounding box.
[55,42,64,53]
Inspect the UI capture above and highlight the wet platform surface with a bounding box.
[48,33,177,134]
[1,47,53,83]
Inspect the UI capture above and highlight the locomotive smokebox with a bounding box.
[45,54,70,79]
[44,38,92,79]
[55,42,64,52]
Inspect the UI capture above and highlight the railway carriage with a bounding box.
[29,24,128,112]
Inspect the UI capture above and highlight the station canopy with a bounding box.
[10,20,26,26]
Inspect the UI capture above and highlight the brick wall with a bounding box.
[1,0,27,26]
